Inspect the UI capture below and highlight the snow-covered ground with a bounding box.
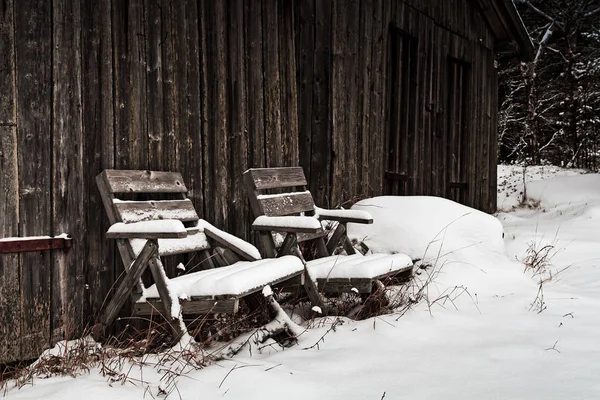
[5,165,600,399]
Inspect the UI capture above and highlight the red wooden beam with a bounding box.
[0,236,73,254]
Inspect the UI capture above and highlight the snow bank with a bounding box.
[526,174,600,207]
[348,196,533,297]
[348,196,504,262]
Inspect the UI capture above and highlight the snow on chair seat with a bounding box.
[138,256,304,315]
[306,253,413,293]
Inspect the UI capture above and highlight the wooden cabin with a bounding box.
[0,0,532,363]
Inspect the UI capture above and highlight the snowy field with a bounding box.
[5,165,600,399]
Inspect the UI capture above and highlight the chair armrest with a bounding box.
[106,220,188,239]
[314,207,373,224]
[251,215,322,234]
[199,220,261,261]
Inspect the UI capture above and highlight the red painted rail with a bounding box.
[0,236,73,254]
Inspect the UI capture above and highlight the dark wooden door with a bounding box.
[385,28,418,195]
[445,57,470,203]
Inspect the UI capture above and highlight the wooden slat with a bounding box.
[146,0,166,172]
[0,0,20,364]
[245,167,307,190]
[15,0,52,360]
[279,0,299,167]
[114,199,200,223]
[112,0,148,170]
[52,0,86,344]
[252,223,321,235]
[81,0,115,336]
[201,0,229,229]
[101,170,188,193]
[357,0,373,196]
[106,231,187,240]
[258,192,315,216]
[310,0,332,206]
[317,278,373,294]
[245,0,265,170]
[228,0,249,239]
[134,298,239,315]
[262,0,283,167]
[296,0,315,181]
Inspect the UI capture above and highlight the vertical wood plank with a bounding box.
[245,0,265,169]
[113,0,148,169]
[296,0,315,181]
[0,0,20,362]
[279,0,299,167]
[202,0,229,228]
[228,0,248,238]
[81,0,115,325]
[262,0,282,167]
[15,0,52,359]
[310,0,332,206]
[488,50,498,212]
[368,0,386,196]
[357,0,373,197]
[52,0,85,342]
[146,0,165,171]
[330,0,347,206]
[0,128,20,364]
[173,0,203,216]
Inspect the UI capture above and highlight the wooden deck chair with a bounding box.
[94,169,308,340]
[243,167,413,297]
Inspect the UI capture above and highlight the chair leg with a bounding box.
[93,240,157,341]
[292,246,327,314]
[147,256,186,340]
[342,236,356,255]
[315,237,329,258]
[326,223,346,254]
[278,233,296,257]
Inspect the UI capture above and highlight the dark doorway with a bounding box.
[385,27,418,195]
[445,57,471,203]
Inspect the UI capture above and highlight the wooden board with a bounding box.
[244,0,265,170]
[259,192,315,217]
[115,199,200,223]
[52,0,86,344]
[15,0,53,359]
[262,0,283,168]
[0,0,19,363]
[81,0,115,334]
[112,0,148,170]
[228,0,249,239]
[102,170,188,194]
[134,298,239,316]
[245,167,307,190]
[310,0,332,207]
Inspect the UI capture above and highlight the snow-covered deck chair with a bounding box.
[243,167,413,297]
[94,169,306,339]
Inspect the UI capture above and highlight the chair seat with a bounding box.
[140,255,304,300]
[306,253,413,281]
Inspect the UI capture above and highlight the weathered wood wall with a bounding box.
[297,0,499,213]
[0,0,501,363]
[0,0,298,363]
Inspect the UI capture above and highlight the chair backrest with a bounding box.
[243,167,315,217]
[96,170,210,258]
[243,167,326,250]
